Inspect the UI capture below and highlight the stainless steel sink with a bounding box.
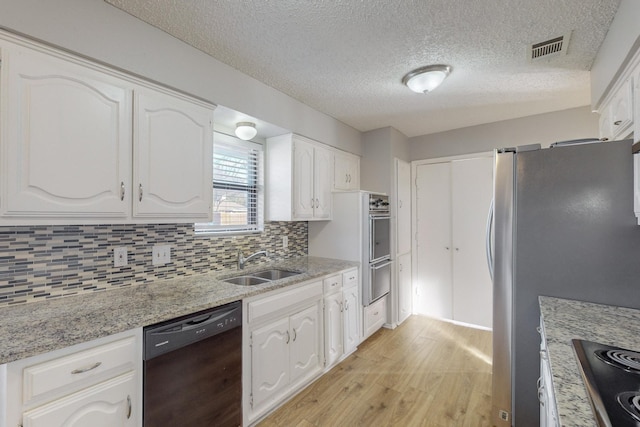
[224,276,270,286]
[252,269,301,280]
[222,269,301,286]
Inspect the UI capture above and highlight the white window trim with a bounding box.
[195,132,264,235]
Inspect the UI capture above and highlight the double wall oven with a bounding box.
[364,194,391,306]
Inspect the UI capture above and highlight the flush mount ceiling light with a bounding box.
[235,122,257,140]
[402,64,452,93]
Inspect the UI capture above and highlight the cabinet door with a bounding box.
[22,372,136,427]
[611,79,633,139]
[292,139,315,220]
[334,152,359,191]
[2,44,131,219]
[289,304,322,386]
[343,284,360,354]
[396,159,412,254]
[133,90,213,220]
[324,293,344,367]
[313,146,332,219]
[251,317,290,410]
[397,252,412,324]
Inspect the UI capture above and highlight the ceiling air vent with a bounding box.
[529,33,571,61]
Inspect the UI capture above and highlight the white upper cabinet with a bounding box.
[0,36,214,224]
[333,151,360,191]
[133,89,213,220]
[266,133,332,221]
[610,78,633,139]
[2,42,132,220]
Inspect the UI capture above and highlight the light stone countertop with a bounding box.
[0,256,358,365]
[539,296,640,427]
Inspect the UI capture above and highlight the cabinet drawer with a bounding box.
[342,269,358,288]
[323,274,343,294]
[23,336,136,403]
[247,281,323,324]
[364,297,386,339]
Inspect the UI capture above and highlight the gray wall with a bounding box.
[361,127,410,194]
[0,0,362,155]
[409,106,599,160]
[591,0,640,108]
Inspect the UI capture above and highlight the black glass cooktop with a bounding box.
[572,339,640,427]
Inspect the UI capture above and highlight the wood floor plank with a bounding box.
[257,315,492,427]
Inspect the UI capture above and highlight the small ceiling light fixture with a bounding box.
[235,122,257,140]
[402,64,452,93]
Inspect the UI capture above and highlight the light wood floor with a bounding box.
[258,315,493,427]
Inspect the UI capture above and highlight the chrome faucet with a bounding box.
[237,249,269,269]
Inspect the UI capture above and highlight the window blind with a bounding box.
[195,132,264,234]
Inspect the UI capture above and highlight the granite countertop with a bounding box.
[0,256,358,365]
[539,296,640,427]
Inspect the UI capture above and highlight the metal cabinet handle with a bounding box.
[120,182,125,201]
[340,302,344,313]
[71,361,102,374]
[286,330,290,344]
[127,395,132,419]
[345,173,349,183]
[139,184,143,202]
[614,120,622,126]
[345,299,349,310]
[292,329,297,342]
[399,200,403,208]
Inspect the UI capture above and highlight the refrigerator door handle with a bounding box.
[485,198,494,280]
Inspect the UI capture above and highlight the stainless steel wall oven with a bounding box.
[364,194,391,305]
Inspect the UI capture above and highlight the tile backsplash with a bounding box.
[0,222,307,306]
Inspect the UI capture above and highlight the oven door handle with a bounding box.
[371,260,392,270]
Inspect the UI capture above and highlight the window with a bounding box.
[195,132,264,234]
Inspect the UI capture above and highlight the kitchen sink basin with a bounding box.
[224,276,270,286]
[222,269,301,286]
[252,269,301,280]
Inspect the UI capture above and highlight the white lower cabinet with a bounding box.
[539,320,559,427]
[323,273,344,368]
[342,269,360,356]
[245,280,324,425]
[324,287,344,368]
[343,283,360,356]
[2,328,142,427]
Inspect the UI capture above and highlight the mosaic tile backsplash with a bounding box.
[0,222,307,306]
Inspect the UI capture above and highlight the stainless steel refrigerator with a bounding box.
[490,139,640,426]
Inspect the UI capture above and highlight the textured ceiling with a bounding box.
[105,0,620,137]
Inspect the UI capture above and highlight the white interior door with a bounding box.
[414,162,452,318]
[451,157,494,328]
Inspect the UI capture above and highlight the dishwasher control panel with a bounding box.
[143,300,241,360]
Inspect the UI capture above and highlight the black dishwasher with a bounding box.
[143,301,242,427]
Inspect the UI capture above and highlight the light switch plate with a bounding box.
[114,247,128,267]
[152,245,171,266]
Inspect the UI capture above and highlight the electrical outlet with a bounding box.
[114,247,128,267]
[282,236,288,249]
[152,245,171,266]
